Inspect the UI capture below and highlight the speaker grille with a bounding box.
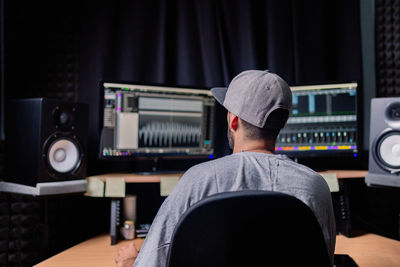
[374,131,400,171]
[44,135,83,176]
[47,138,80,174]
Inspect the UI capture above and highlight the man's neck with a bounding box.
[233,139,275,154]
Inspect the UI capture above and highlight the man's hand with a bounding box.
[115,242,139,267]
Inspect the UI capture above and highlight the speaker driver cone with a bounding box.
[47,138,80,174]
[375,131,400,170]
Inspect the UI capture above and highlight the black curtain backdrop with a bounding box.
[79,0,362,174]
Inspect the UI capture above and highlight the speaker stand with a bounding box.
[0,180,87,196]
[366,172,400,188]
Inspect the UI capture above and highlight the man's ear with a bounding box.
[229,113,239,132]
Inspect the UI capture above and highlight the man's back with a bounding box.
[134,152,335,267]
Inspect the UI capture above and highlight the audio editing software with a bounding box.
[276,83,358,155]
[101,83,215,157]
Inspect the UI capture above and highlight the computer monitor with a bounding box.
[99,82,215,160]
[276,82,358,158]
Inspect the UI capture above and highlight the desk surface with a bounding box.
[335,233,400,266]
[88,172,184,183]
[34,235,144,267]
[35,233,400,267]
[319,170,367,179]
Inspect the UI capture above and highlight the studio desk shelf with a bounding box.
[0,179,87,196]
[85,172,184,245]
[85,170,367,245]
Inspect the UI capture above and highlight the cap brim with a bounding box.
[211,87,228,106]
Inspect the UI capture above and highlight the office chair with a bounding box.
[166,190,332,267]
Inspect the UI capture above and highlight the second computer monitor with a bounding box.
[276,82,358,157]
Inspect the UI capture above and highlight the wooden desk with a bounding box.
[35,233,400,267]
[319,170,367,179]
[335,233,400,266]
[89,172,184,184]
[34,235,144,267]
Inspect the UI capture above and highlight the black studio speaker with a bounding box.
[366,97,400,187]
[5,98,88,186]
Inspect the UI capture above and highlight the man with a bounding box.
[115,70,336,267]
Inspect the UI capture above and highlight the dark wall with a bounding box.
[375,0,400,97]
[0,193,109,266]
[4,1,79,101]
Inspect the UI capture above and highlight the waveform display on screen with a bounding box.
[139,121,201,147]
[100,83,215,157]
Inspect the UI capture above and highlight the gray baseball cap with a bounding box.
[211,70,292,128]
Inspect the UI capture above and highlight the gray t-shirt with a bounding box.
[134,152,336,266]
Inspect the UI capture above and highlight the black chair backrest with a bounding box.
[167,190,331,267]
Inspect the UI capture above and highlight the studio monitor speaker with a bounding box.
[5,98,88,186]
[366,97,400,187]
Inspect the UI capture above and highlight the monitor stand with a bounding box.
[135,157,183,175]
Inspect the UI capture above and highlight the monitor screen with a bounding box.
[276,82,358,157]
[99,83,215,159]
